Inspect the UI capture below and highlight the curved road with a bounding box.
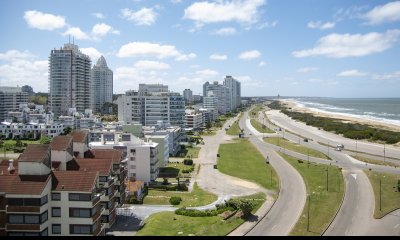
[240,112,307,236]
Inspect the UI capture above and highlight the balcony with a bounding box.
[6,205,40,213]
[7,224,40,231]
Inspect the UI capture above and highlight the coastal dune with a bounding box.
[278,99,400,147]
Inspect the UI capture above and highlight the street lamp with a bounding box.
[326,167,329,191]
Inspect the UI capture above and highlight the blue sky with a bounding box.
[0,0,399,97]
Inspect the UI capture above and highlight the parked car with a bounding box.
[335,147,342,151]
[303,138,308,142]
[337,144,344,149]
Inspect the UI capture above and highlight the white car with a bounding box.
[335,147,342,151]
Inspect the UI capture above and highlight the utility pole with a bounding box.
[307,194,311,232]
[326,167,329,191]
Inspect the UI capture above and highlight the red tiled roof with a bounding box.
[18,144,50,163]
[90,149,123,164]
[0,174,50,195]
[71,130,88,143]
[52,171,97,192]
[50,136,73,151]
[74,158,113,176]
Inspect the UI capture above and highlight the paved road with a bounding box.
[267,110,400,161]
[240,113,307,236]
[259,109,400,236]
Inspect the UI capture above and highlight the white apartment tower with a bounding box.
[49,43,92,118]
[0,87,28,122]
[202,81,231,114]
[223,76,241,110]
[183,89,193,104]
[92,56,113,114]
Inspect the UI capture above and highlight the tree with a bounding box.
[61,126,72,136]
[238,200,254,217]
[40,135,51,144]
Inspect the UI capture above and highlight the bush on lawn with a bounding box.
[183,159,193,165]
[169,196,182,205]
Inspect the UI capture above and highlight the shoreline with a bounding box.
[279,99,400,133]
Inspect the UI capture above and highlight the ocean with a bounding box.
[289,98,400,127]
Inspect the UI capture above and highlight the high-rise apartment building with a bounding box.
[92,56,113,114]
[49,43,92,118]
[202,81,230,114]
[183,89,193,104]
[223,76,241,111]
[0,87,28,122]
[117,84,185,127]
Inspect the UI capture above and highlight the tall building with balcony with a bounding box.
[49,43,92,118]
[202,81,231,114]
[0,87,28,122]
[223,76,241,111]
[116,84,185,127]
[0,131,127,236]
[92,56,113,115]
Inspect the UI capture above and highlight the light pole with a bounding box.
[307,194,311,232]
[326,167,329,191]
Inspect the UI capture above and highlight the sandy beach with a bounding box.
[279,99,400,133]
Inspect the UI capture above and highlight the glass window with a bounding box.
[25,215,40,224]
[25,232,40,236]
[69,193,91,201]
[51,192,61,201]
[99,176,108,182]
[52,224,61,234]
[8,233,24,236]
[41,211,48,223]
[91,206,97,217]
[8,215,23,224]
[40,195,48,205]
[41,228,48,236]
[52,207,61,217]
[70,208,91,218]
[70,225,91,234]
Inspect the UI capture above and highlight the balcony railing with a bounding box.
[6,205,40,213]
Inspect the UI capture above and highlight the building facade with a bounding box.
[202,81,231,114]
[223,76,241,111]
[49,43,92,118]
[0,87,28,122]
[92,56,113,115]
[183,89,193,104]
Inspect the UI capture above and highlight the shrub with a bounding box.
[175,208,219,217]
[169,196,182,205]
[183,159,193,166]
[176,184,188,191]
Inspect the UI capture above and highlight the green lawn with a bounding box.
[218,139,279,191]
[249,104,264,119]
[159,162,196,178]
[143,183,218,207]
[364,171,400,218]
[265,137,330,160]
[250,119,275,133]
[351,155,400,168]
[177,146,201,158]
[136,192,266,236]
[226,120,241,136]
[278,153,344,236]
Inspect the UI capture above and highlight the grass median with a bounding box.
[218,139,279,191]
[226,120,241,136]
[250,119,275,134]
[136,192,266,236]
[278,153,344,236]
[265,137,330,160]
[364,170,400,219]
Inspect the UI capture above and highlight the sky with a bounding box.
[0,0,399,98]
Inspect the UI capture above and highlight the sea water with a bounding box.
[289,98,400,127]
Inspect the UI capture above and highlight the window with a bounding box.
[70,224,92,235]
[41,228,48,236]
[52,207,61,217]
[52,224,61,234]
[69,208,91,218]
[130,149,136,154]
[8,215,23,224]
[25,215,39,224]
[52,192,61,201]
[91,206,98,217]
[40,195,48,205]
[41,211,48,223]
[69,193,91,201]
[99,176,108,182]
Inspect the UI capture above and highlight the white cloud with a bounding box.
[134,60,170,70]
[0,50,48,92]
[363,1,400,25]
[214,27,237,36]
[121,8,157,26]
[236,75,263,87]
[80,47,103,62]
[114,66,166,93]
[256,20,279,30]
[171,0,182,4]
[307,21,335,30]
[117,42,196,61]
[183,0,266,25]
[210,54,228,60]
[337,69,368,77]
[297,67,319,73]
[196,69,219,78]
[258,61,267,67]
[372,71,400,80]
[24,10,66,31]
[63,27,90,40]
[238,50,261,60]
[91,23,120,38]
[292,29,400,58]
[92,12,105,19]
